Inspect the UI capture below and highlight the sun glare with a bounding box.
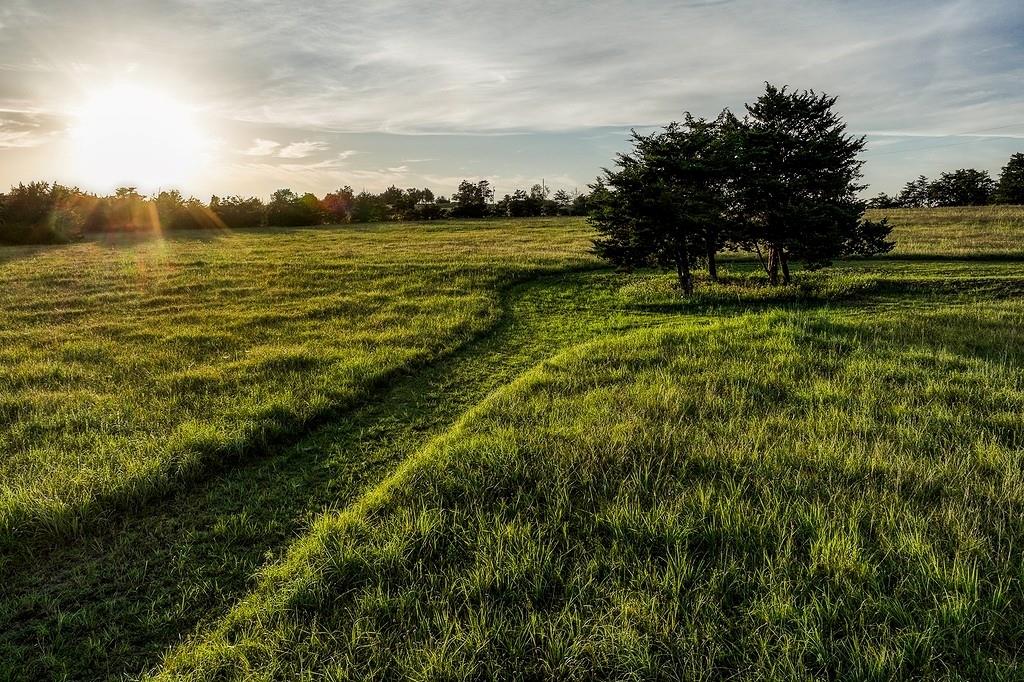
[71,83,207,191]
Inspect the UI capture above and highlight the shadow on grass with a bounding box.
[626,270,1024,316]
[0,268,615,680]
[2,262,1019,680]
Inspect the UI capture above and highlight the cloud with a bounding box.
[0,0,1022,194]
[277,140,329,158]
[0,111,54,148]
[243,138,280,156]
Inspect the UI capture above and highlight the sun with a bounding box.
[71,83,207,191]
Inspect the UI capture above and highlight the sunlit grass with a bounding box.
[0,219,594,547]
[3,207,1024,679]
[154,301,1024,680]
[869,205,1024,257]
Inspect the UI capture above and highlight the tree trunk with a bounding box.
[780,250,791,285]
[676,245,693,297]
[707,245,718,282]
[767,244,780,286]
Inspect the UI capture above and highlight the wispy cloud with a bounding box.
[243,138,280,156]
[0,0,1021,195]
[277,140,329,158]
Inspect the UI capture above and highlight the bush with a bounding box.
[266,189,321,227]
[0,182,87,244]
[210,195,266,228]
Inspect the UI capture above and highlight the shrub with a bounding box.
[0,182,87,244]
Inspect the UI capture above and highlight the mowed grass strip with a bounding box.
[0,219,594,547]
[154,301,1024,680]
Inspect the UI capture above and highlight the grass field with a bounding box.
[2,207,1024,679]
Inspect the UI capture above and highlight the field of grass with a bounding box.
[0,219,592,548]
[868,204,1024,257]
[2,208,1024,679]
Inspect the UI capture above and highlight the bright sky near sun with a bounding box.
[1,0,1022,198]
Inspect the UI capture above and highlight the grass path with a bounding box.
[154,287,1024,680]
[5,253,1023,679]
[0,268,676,680]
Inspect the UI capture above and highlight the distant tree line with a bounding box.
[0,179,592,245]
[867,153,1024,208]
[590,83,895,294]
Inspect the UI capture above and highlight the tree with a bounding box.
[322,186,355,223]
[590,114,733,295]
[350,191,386,223]
[99,187,149,231]
[210,195,265,228]
[0,182,88,244]
[267,188,320,226]
[928,169,995,207]
[898,176,932,208]
[994,153,1024,205]
[451,180,493,218]
[733,84,892,284]
[153,190,212,230]
[552,189,572,215]
[866,192,899,209]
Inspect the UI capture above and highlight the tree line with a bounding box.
[867,155,1024,209]
[590,83,895,294]
[0,180,591,245]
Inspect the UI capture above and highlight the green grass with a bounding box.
[2,207,1024,680]
[154,302,1024,680]
[869,204,1024,257]
[0,218,592,548]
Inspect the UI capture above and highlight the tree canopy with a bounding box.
[995,153,1024,205]
[590,83,894,292]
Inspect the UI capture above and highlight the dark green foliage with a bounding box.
[347,187,441,222]
[928,169,995,207]
[321,186,354,223]
[591,84,891,292]
[897,175,932,208]
[153,190,216,230]
[209,195,265,228]
[867,192,899,209]
[1,181,586,237]
[994,153,1024,205]
[350,191,387,223]
[591,114,734,294]
[843,217,895,257]
[266,189,321,227]
[496,184,560,218]
[897,168,1001,208]
[735,84,884,281]
[0,181,87,244]
[451,180,494,218]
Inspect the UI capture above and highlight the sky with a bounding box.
[1,0,1022,199]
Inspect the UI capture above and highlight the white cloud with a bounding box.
[277,140,329,158]
[243,138,280,156]
[0,0,1022,194]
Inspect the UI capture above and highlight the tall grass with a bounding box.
[154,302,1024,680]
[3,207,1024,679]
[870,205,1024,257]
[0,219,594,547]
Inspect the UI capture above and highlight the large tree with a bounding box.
[928,169,995,207]
[994,153,1024,205]
[590,114,733,295]
[733,84,892,284]
[451,180,494,218]
[898,176,932,208]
